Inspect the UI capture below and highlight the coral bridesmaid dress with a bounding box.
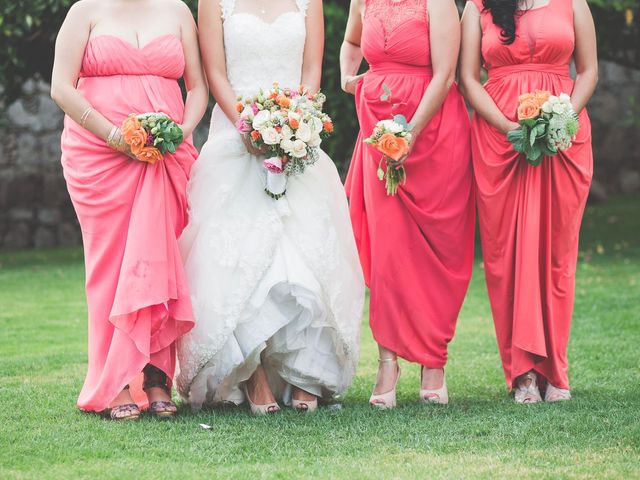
[346,0,475,367]
[60,34,196,412]
[469,0,593,390]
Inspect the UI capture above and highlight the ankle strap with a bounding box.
[378,357,397,363]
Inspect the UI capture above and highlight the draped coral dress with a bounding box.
[469,0,593,390]
[346,0,475,367]
[60,34,196,412]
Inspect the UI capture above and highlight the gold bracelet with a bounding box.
[79,107,94,128]
[106,126,119,149]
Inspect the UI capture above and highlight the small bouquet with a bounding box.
[364,84,413,196]
[235,83,334,199]
[121,112,184,164]
[508,90,579,166]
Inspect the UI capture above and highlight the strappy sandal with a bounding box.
[143,364,178,418]
[545,383,572,402]
[514,371,542,404]
[102,385,141,421]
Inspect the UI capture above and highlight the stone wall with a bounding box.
[1,61,639,249]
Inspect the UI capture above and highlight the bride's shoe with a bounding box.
[243,384,281,415]
[545,383,571,402]
[420,367,448,405]
[292,397,318,413]
[514,371,542,404]
[369,358,401,410]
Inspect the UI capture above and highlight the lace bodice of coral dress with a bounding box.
[176,0,365,409]
[60,34,197,412]
[345,0,475,367]
[469,0,593,390]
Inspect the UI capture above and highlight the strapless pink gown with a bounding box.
[60,34,196,412]
[469,0,593,390]
[346,0,475,367]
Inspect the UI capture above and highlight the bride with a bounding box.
[176,0,365,414]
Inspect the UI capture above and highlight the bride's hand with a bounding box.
[342,72,367,95]
[241,133,268,156]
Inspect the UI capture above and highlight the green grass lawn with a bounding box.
[1,195,639,479]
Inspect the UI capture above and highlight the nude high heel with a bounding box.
[514,371,542,404]
[292,397,318,413]
[369,358,401,410]
[243,384,281,415]
[420,367,449,405]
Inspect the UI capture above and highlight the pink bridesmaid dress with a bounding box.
[346,0,475,368]
[469,0,593,390]
[60,34,196,412]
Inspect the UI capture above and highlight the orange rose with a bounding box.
[121,116,141,137]
[517,98,541,120]
[518,93,536,104]
[289,117,300,129]
[127,128,148,155]
[533,89,551,106]
[323,121,334,134]
[376,133,409,161]
[136,146,163,164]
[235,102,244,113]
[250,130,261,141]
[276,94,291,108]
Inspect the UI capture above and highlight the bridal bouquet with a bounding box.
[508,90,579,166]
[121,113,184,164]
[235,83,334,199]
[364,85,413,196]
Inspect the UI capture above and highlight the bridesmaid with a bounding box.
[341,0,475,408]
[50,0,208,419]
[459,0,597,403]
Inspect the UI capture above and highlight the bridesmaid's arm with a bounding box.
[301,0,324,93]
[198,0,238,125]
[458,1,520,134]
[406,0,461,139]
[177,1,209,138]
[340,0,366,95]
[50,2,117,141]
[570,0,598,114]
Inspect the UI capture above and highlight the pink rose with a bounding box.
[236,118,253,134]
[263,156,284,174]
[251,104,260,115]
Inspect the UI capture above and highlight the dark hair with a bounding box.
[482,0,519,45]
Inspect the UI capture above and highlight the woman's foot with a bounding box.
[369,357,401,409]
[545,383,571,402]
[244,365,280,415]
[420,367,448,404]
[514,371,542,404]
[106,387,140,420]
[291,386,318,413]
[143,364,177,417]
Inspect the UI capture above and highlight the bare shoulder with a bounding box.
[162,0,195,17]
[64,0,101,21]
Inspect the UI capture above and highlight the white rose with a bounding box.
[380,119,404,134]
[559,93,571,104]
[291,139,308,158]
[253,110,271,130]
[552,103,568,115]
[295,122,312,143]
[281,125,294,140]
[308,134,322,148]
[261,127,281,145]
[240,106,254,121]
[541,101,553,114]
[281,139,295,154]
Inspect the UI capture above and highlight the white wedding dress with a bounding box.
[176,0,365,409]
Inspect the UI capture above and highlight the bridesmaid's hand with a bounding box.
[386,135,416,168]
[342,72,367,95]
[501,120,521,135]
[241,133,268,156]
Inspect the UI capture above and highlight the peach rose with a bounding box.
[289,117,300,129]
[376,133,409,161]
[518,93,535,104]
[121,116,142,137]
[235,102,245,113]
[250,130,261,141]
[136,146,163,164]
[323,121,334,134]
[517,98,541,120]
[533,90,551,106]
[276,94,291,108]
[126,128,148,155]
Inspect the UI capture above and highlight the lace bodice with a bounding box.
[365,0,427,45]
[220,0,309,97]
